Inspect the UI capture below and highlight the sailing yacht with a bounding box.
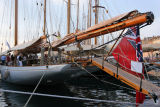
[0,0,100,85]
[0,0,154,88]
[0,0,71,85]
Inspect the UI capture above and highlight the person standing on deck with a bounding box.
[17,53,23,66]
[23,55,27,66]
[6,53,11,66]
[1,55,6,65]
[11,54,15,65]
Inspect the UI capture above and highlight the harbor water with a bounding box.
[0,72,159,107]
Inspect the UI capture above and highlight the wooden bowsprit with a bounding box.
[90,57,160,102]
[48,10,154,48]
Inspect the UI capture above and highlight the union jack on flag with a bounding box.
[125,26,143,62]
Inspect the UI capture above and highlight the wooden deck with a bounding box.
[91,57,160,98]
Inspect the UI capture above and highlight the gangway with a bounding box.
[91,57,160,100]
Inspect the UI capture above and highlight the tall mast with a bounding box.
[76,0,79,31]
[67,0,71,34]
[14,0,18,46]
[89,0,92,27]
[102,9,105,44]
[95,0,98,24]
[87,0,92,45]
[87,1,90,29]
[43,0,46,35]
[94,0,98,45]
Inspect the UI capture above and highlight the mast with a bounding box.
[43,0,46,35]
[94,0,98,45]
[41,0,47,66]
[87,0,92,45]
[14,0,18,46]
[76,0,79,31]
[102,8,105,44]
[89,0,92,27]
[67,0,71,34]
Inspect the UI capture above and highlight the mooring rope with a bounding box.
[0,89,139,105]
[73,62,136,92]
[73,61,160,104]
[23,68,47,107]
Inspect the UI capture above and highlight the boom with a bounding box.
[49,10,154,48]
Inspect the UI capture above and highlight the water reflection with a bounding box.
[0,80,84,107]
[66,76,136,107]
[0,72,159,107]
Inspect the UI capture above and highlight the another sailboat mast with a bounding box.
[89,0,92,27]
[67,0,71,34]
[14,0,18,46]
[43,0,46,35]
[87,0,92,45]
[94,0,98,24]
[76,0,79,31]
[94,0,98,45]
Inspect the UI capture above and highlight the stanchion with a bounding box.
[102,49,105,69]
[116,54,119,78]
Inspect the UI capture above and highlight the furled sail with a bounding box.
[0,35,46,55]
[46,10,154,48]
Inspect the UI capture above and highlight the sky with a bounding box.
[104,0,160,38]
[0,0,160,51]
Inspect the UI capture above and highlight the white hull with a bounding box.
[0,64,71,85]
[0,64,99,85]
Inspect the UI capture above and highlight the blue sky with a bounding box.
[103,0,160,38]
[0,0,160,51]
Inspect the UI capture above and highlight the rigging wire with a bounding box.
[75,25,151,81]
[101,0,118,42]
[50,1,58,33]
[110,36,145,79]
[71,16,76,33]
[31,0,36,38]
[30,0,35,39]
[58,1,65,33]
[35,0,39,38]
[110,27,150,80]
[4,0,10,51]
[24,0,30,42]
[8,0,12,46]
[35,0,40,38]
[106,52,147,79]
[48,0,54,35]
[22,0,27,42]
[36,0,43,37]
[79,49,146,87]
[57,1,66,39]
[0,0,8,51]
[73,61,144,93]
